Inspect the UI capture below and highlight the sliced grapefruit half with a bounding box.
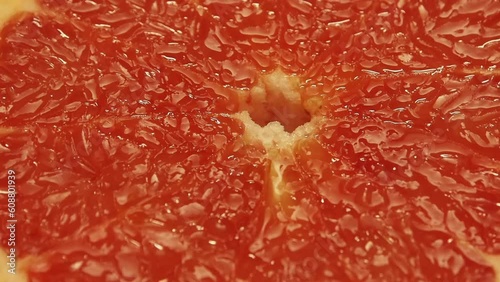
[0,0,500,281]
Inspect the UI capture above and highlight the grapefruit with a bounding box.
[0,0,499,281]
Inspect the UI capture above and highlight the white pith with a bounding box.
[0,0,38,29]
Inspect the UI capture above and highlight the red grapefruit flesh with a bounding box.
[0,0,500,281]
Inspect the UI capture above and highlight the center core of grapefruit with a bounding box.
[237,68,315,133]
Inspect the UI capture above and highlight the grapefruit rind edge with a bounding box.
[0,0,39,29]
[0,249,28,282]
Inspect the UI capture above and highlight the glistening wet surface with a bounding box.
[0,0,499,281]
